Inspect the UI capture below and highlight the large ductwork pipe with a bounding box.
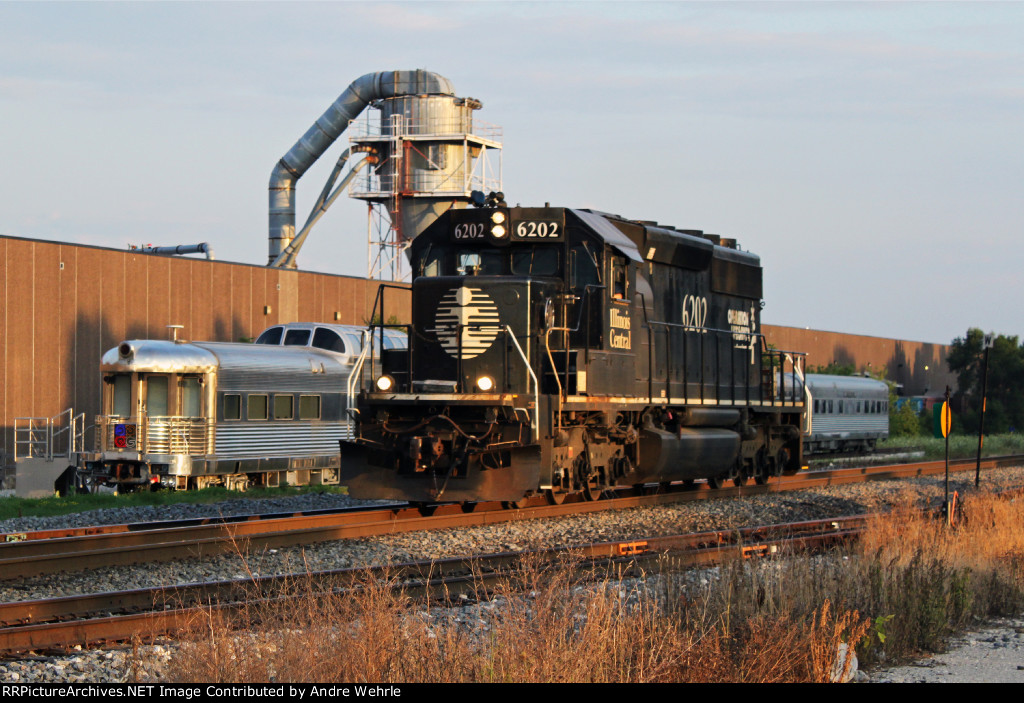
[139,243,215,260]
[268,70,455,266]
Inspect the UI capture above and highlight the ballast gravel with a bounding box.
[2,464,1023,683]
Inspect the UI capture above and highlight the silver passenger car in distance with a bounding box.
[804,374,889,454]
[88,323,405,491]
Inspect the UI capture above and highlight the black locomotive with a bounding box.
[339,203,807,503]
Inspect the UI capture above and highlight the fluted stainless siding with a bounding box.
[216,366,352,393]
[214,421,350,457]
[809,415,888,440]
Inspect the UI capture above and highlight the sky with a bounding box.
[1,1,1022,345]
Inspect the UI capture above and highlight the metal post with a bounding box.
[975,333,993,488]
[944,386,951,525]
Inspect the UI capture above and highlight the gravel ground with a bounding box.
[869,617,1024,683]
[1,465,1022,683]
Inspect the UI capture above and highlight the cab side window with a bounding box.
[611,257,627,299]
[570,245,600,291]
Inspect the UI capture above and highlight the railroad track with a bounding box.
[1,454,1020,581]
[0,515,865,654]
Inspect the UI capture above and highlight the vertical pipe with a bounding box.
[975,343,991,487]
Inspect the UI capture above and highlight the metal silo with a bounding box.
[348,91,502,279]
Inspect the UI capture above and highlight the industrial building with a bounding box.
[0,232,956,487]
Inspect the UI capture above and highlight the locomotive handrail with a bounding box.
[645,321,730,405]
[541,285,605,399]
[347,331,371,420]
[635,322,806,409]
[367,282,412,384]
[505,324,539,441]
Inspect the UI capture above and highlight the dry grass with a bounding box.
[165,488,1024,683]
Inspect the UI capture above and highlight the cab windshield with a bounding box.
[418,245,560,278]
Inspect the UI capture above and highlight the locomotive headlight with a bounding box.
[475,375,496,392]
[375,375,395,392]
[490,224,507,238]
[490,211,506,224]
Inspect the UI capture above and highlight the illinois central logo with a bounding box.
[435,286,501,359]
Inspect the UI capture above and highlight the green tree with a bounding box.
[890,398,922,437]
[947,328,1024,434]
[807,361,857,376]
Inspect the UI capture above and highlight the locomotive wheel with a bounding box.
[753,448,771,485]
[706,475,724,490]
[545,489,567,505]
[733,474,749,487]
[581,483,601,501]
[777,448,792,475]
[502,499,530,510]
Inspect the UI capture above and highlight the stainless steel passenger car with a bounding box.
[87,324,404,490]
[804,374,889,453]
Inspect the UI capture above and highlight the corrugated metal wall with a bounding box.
[0,235,410,477]
[0,233,955,483]
[762,324,955,396]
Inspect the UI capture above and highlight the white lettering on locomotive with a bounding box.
[610,307,631,349]
[728,308,750,343]
[514,221,560,238]
[453,223,486,240]
[728,304,758,363]
[609,308,631,330]
[681,294,708,331]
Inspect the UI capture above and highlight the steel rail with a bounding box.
[1,454,1020,581]
[0,502,409,542]
[0,515,865,654]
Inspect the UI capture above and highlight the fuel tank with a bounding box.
[627,427,741,483]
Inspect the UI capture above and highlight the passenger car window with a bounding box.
[224,394,241,421]
[255,327,283,345]
[299,395,321,420]
[112,374,132,417]
[345,334,362,353]
[181,377,202,417]
[248,395,268,420]
[146,376,168,416]
[274,395,294,420]
[284,329,311,346]
[312,328,346,353]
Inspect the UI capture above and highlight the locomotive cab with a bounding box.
[341,204,807,503]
